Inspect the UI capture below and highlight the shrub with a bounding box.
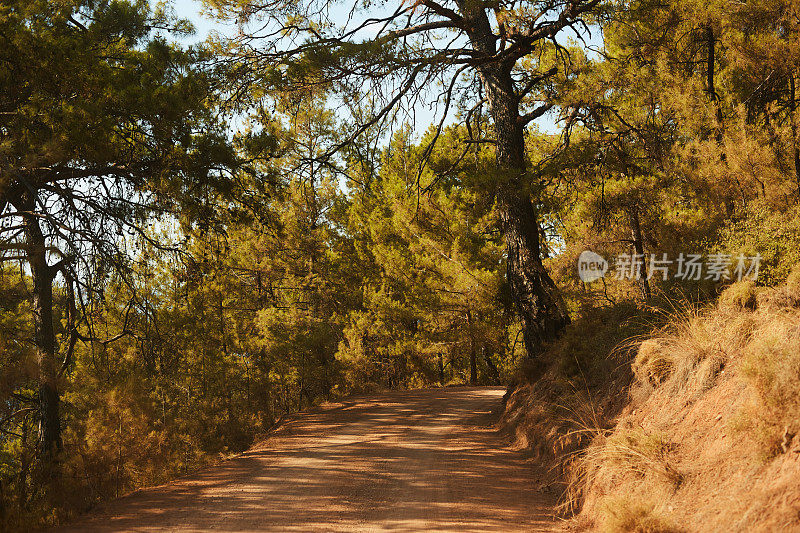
[718,203,800,285]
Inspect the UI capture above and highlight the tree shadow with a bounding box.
[56,387,557,532]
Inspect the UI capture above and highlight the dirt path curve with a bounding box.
[58,387,559,532]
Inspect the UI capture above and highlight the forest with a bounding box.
[2,0,800,529]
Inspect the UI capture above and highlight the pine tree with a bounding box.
[0,0,236,464]
[208,0,608,361]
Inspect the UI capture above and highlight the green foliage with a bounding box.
[336,126,513,389]
[0,0,239,526]
[548,302,655,385]
[718,202,800,285]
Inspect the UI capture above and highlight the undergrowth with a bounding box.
[555,265,800,529]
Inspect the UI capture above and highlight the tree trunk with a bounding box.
[706,26,716,102]
[706,26,724,142]
[628,207,651,300]
[499,188,570,360]
[15,192,61,461]
[18,417,30,508]
[456,3,570,365]
[482,345,500,385]
[789,72,800,198]
[466,310,478,385]
[437,353,445,385]
[488,87,571,360]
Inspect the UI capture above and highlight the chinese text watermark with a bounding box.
[578,252,760,282]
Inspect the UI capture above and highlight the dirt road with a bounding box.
[59,387,558,532]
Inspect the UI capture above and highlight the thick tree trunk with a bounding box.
[443,2,570,367]
[455,2,570,363]
[493,118,570,361]
[16,193,62,461]
[18,417,30,507]
[499,187,570,359]
[480,70,570,359]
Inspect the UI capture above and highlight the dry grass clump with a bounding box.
[632,339,673,386]
[718,280,758,310]
[507,265,800,530]
[599,428,682,483]
[630,302,753,402]
[629,274,800,401]
[631,278,800,454]
[755,264,800,310]
[599,497,682,533]
[788,265,800,293]
[500,302,653,482]
[737,311,800,457]
[741,314,800,413]
[563,427,681,516]
[564,269,800,531]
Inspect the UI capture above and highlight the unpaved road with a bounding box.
[59,387,558,532]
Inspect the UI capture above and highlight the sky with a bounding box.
[172,0,224,43]
[164,0,603,136]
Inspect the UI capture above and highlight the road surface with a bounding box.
[59,387,557,532]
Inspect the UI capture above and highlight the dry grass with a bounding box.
[562,426,682,516]
[632,339,673,386]
[757,264,800,310]
[499,302,656,490]
[718,280,758,310]
[503,266,800,531]
[599,497,682,533]
[737,311,800,457]
[629,299,757,404]
[627,274,800,455]
[561,267,800,530]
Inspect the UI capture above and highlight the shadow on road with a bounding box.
[58,387,558,532]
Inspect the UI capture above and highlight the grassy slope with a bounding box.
[500,271,800,532]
